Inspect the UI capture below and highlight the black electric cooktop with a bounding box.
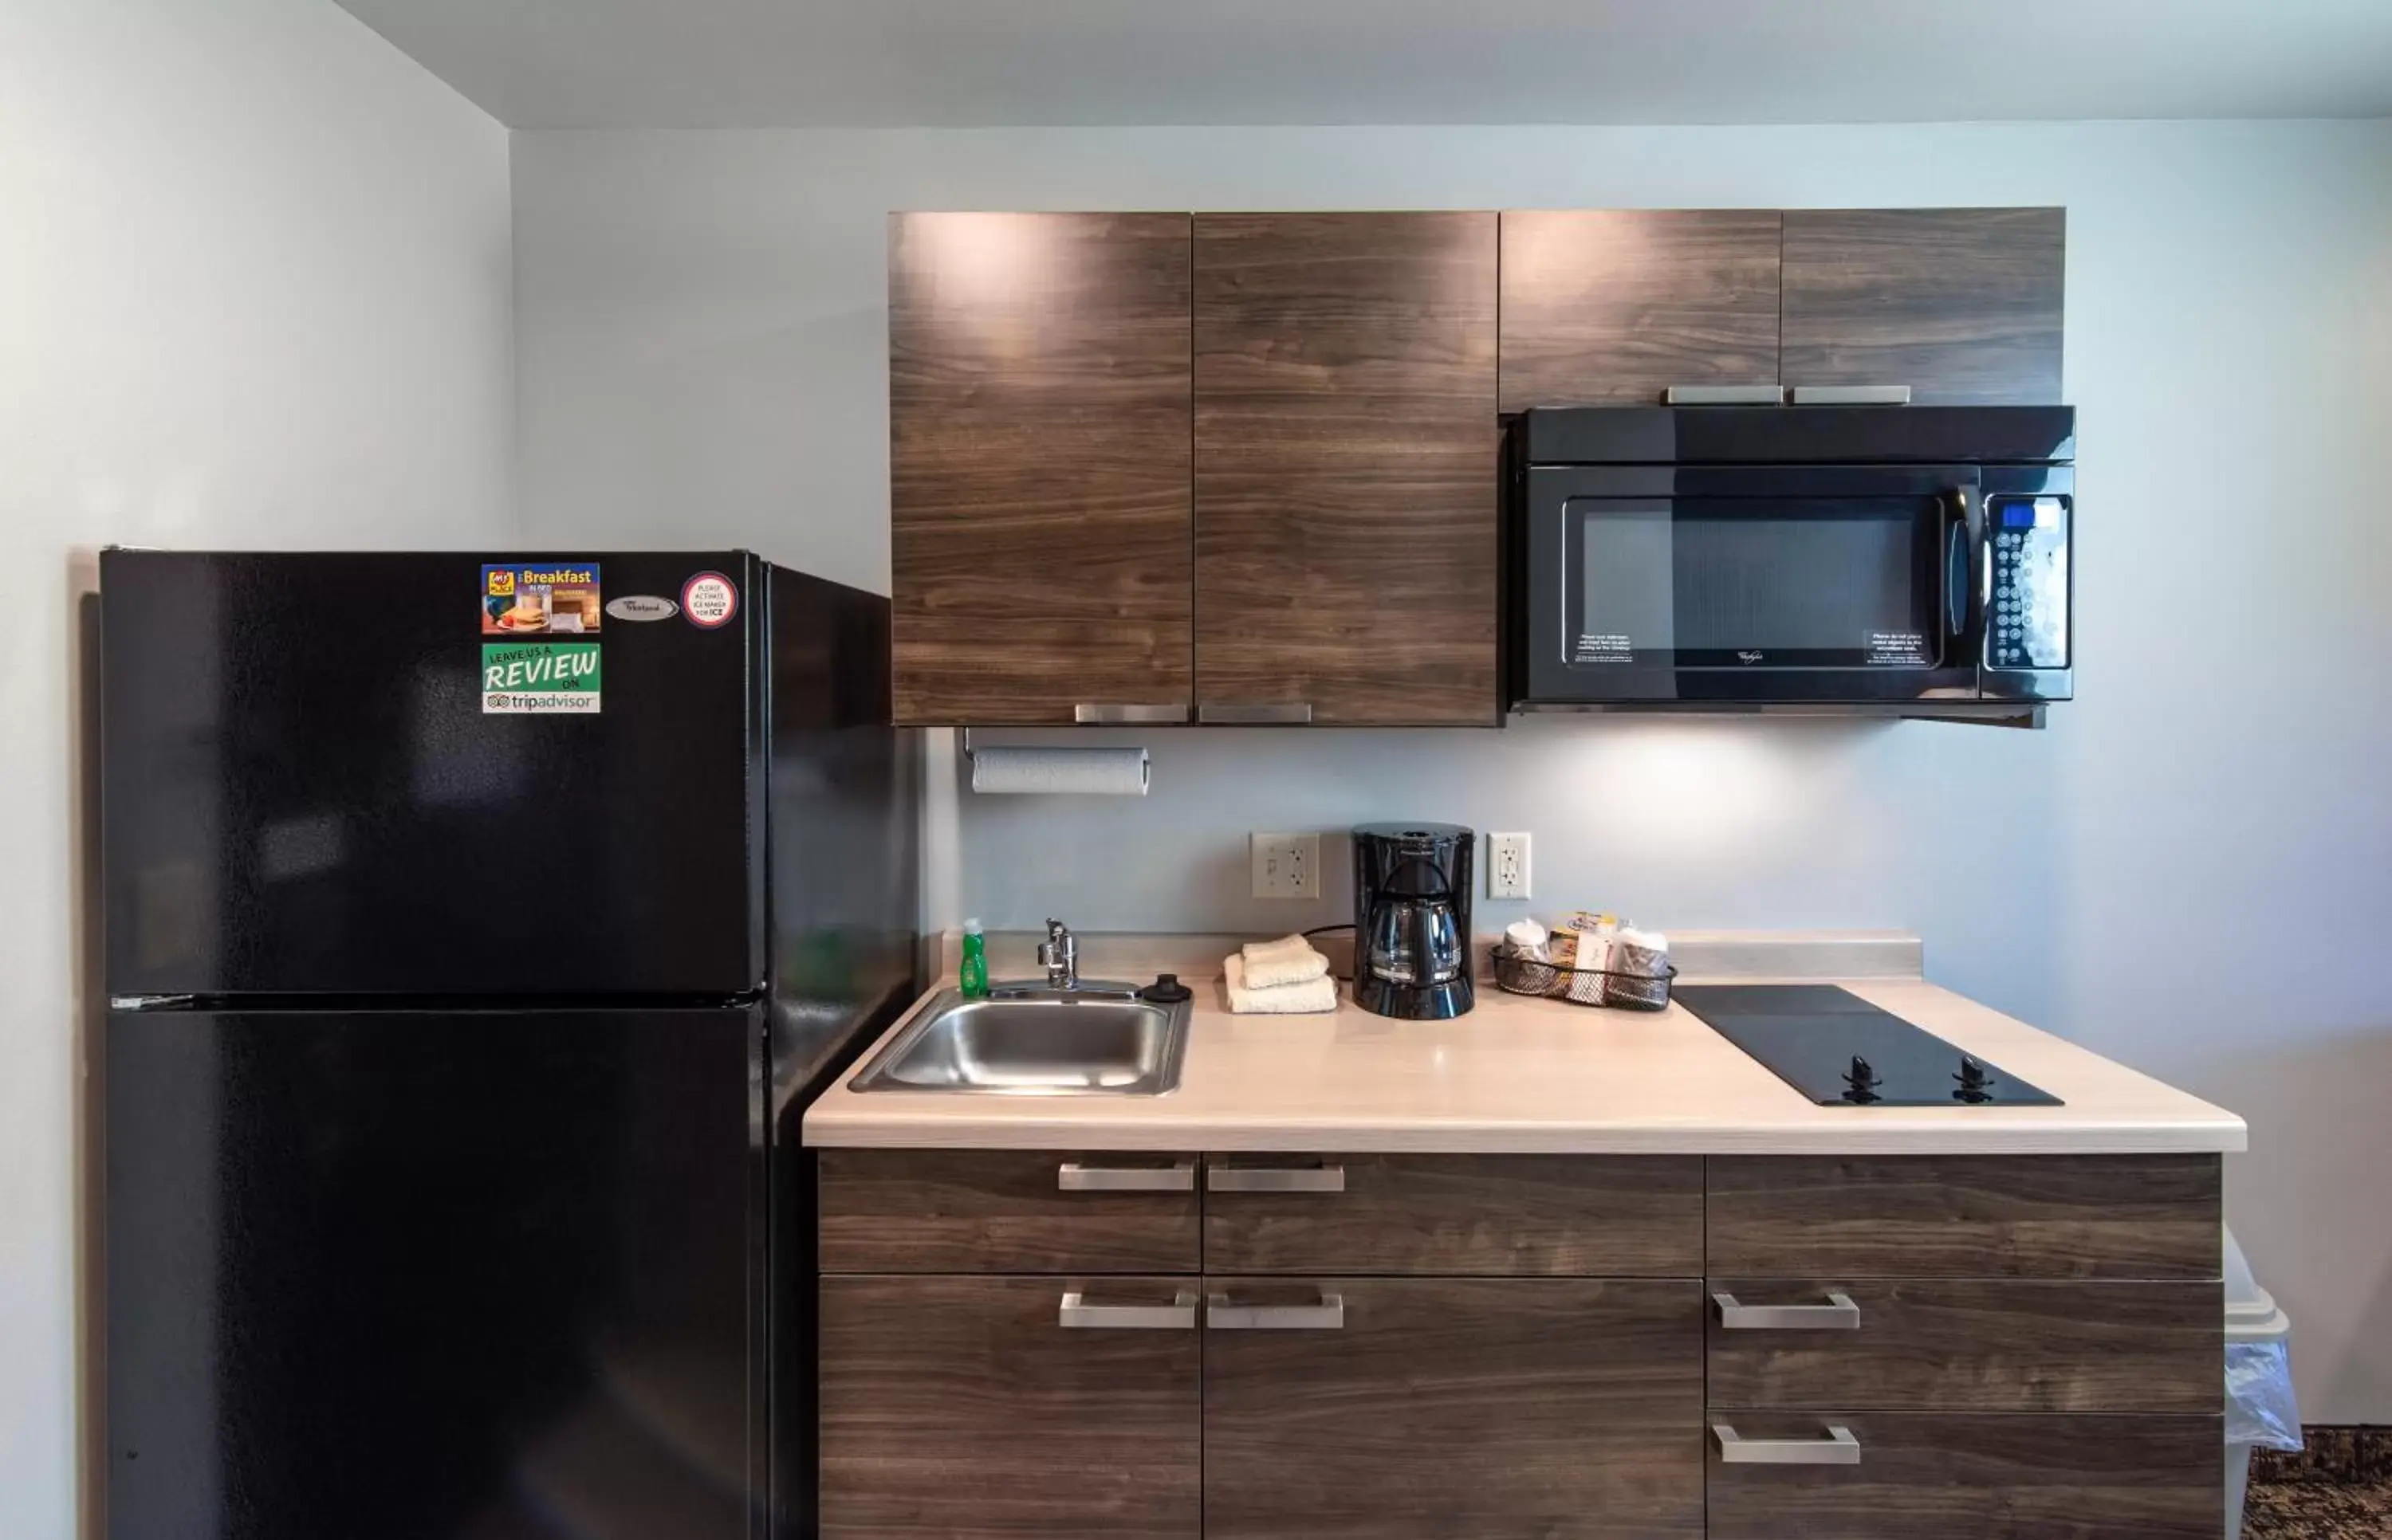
[1674,984,2062,1107]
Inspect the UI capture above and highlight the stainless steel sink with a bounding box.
[848,985,1191,1096]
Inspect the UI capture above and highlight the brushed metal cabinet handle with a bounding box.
[1665,384,1784,405]
[1206,1164,1345,1193]
[1712,1291,1862,1330]
[1788,384,1912,406]
[1713,1423,1862,1465]
[1206,1291,1345,1330]
[1059,1290,1198,1330]
[1074,703,1189,725]
[1056,1160,1195,1192]
[1196,702,1312,725]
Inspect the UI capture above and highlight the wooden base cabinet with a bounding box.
[817,1150,2221,1540]
[819,1275,1201,1539]
[1203,1278,1705,1539]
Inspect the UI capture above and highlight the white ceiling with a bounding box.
[334,0,2392,130]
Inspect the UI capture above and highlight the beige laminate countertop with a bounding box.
[802,965,2245,1156]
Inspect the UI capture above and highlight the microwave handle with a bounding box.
[1943,487,1981,642]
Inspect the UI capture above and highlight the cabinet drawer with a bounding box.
[1204,1153,1702,1275]
[1708,1156,2221,1279]
[1705,1412,2222,1539]
[820,1275,1200,1540]
[1206,1277,1704,1538]
[819,1149,1200,1274]
[1706,1279,2221,1412]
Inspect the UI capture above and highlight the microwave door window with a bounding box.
[1572,497,1943,668]
[1576,503,1673,665]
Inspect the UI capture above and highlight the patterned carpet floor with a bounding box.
[2246,1432,2392,1537]
[2245,1479,2392,1538]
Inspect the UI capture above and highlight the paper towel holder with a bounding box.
[961,730,1153,796]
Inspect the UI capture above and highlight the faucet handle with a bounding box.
[1040,918,1078,985]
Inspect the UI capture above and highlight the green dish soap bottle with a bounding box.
[958,917,989,998]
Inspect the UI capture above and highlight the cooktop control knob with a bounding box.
[1841,1054,1882,1105]
[1953,1054,1995,1103]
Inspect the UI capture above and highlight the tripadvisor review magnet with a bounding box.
[482,640,601,714]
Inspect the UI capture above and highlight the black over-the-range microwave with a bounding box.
[1505,406,2074,726]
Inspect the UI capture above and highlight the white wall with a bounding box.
[0,1,515,1534]
[515,119,2392,1421]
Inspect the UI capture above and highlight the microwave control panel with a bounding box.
[1988,496,2069,670]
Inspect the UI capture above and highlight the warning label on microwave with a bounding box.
[1575,633,1635,665]
[1867,631,1933,666]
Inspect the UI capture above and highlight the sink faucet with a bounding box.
[1038,918,1079,989]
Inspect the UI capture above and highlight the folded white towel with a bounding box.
[1239,933,1330,988]
[1224,953,1340,1015]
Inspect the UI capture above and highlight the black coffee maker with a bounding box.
[1352,823,1474,1019]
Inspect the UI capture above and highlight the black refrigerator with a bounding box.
[100,550,919,1540]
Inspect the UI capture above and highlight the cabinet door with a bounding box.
[820,1275,1201,1539]
[1706,1154,2221,1280]
[1705,1412,2221,1539]
[889,212,1193,725]
[820,1148,1201,1274]
[1500,209,1783,410]
[1194,212,1499,725]
[1204,1153,1702,1275]
[1780,208,2066,405]
[1705,1279,2221,1412]
[1204,1278,1704,1539]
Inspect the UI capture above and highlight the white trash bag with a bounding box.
[2225,1338,2302,1451]
[2224,1224,2301,1452]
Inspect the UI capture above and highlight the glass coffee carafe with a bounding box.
[1351,823,1474,1019]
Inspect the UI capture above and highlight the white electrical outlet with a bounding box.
[1487,831,1532,900]
[1250,832,1320,900]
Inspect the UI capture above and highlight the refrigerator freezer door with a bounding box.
[104,1005,764,1540]
[101,551,765,997]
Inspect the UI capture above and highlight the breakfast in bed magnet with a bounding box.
[482,562,601,634]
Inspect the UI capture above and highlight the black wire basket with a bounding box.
[1491,943,1678,1012]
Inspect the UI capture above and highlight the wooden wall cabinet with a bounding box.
[1499,209,1784,411]
[889,204,2067,724]
[1194,212,1501,725]
[1780,208,2067,406]
[1497,206,2065,411]
[889,211,1194,725]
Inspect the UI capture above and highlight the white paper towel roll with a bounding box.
[969,746,1150,796]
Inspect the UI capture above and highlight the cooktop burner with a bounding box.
[1674,984,2062,1107]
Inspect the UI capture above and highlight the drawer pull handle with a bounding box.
[1073,703,1190,725]
[1056,1161,1195,1192]
[1197,702,1312,725]
[1206,1163,1344,1193]
[1206,1291,1345,1330]
[1058,1290,1198,1330]
[1713,1423,1862,1465]
[1665,384,1784,405]
[1788,384,1912,406]
[1712,1291,1861,1330]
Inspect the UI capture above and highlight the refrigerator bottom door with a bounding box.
[105,1005,762,1540]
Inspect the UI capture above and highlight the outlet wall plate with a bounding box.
[1488,831,1532,900]
[1250,831,1320,901]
